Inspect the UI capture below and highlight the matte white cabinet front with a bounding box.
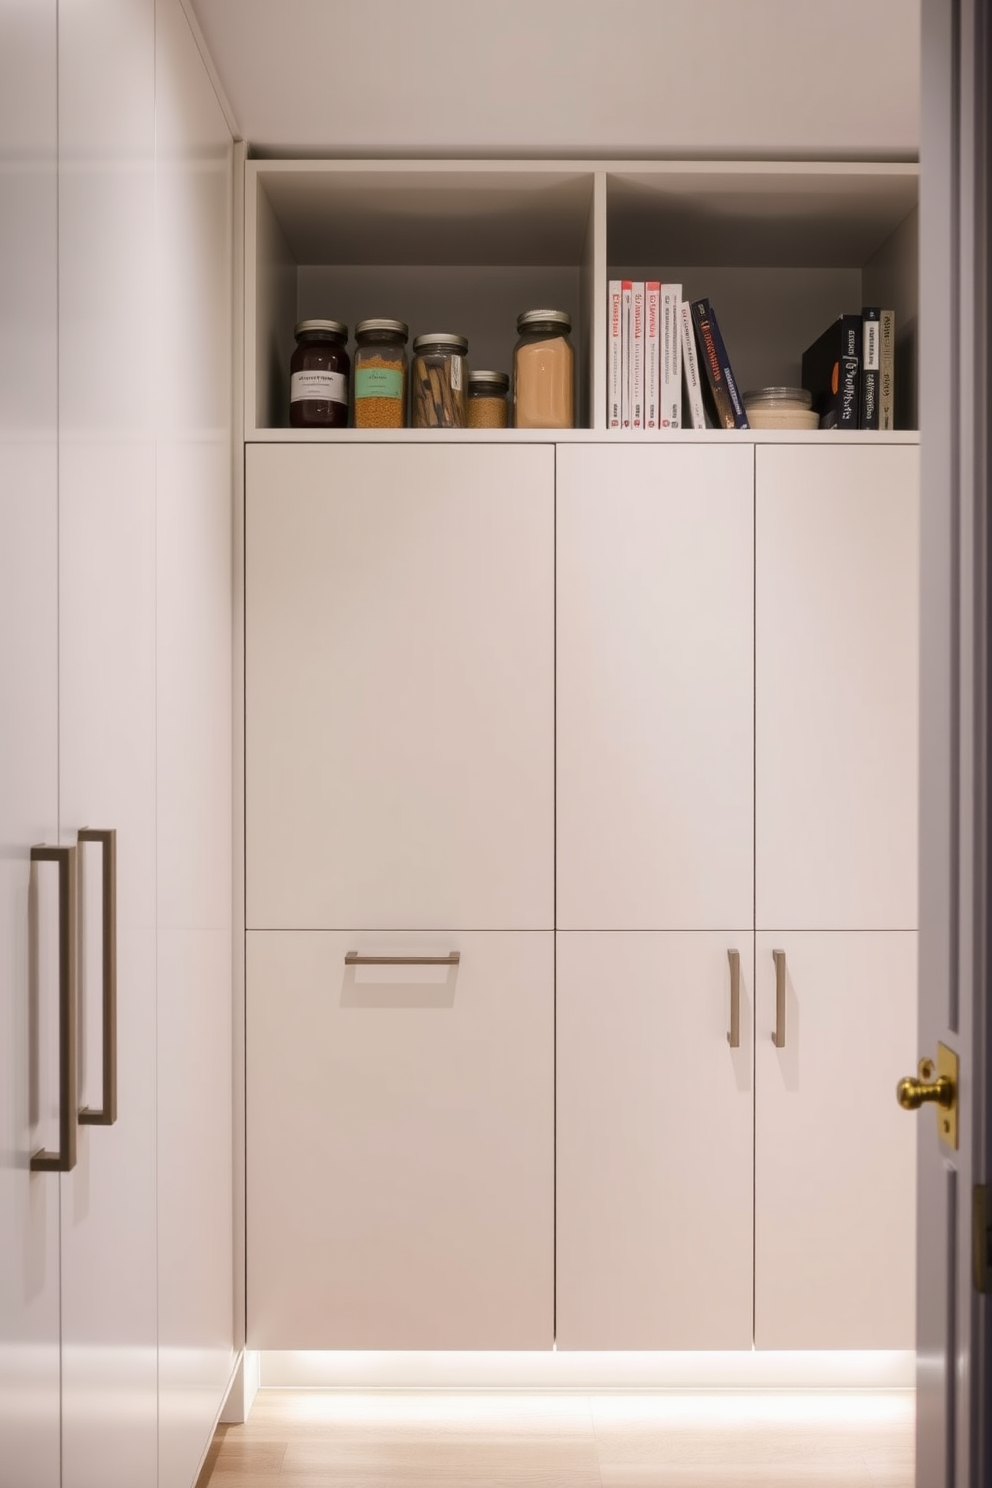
[754,931,917,1348]
[247,930,553,1349]
[755,445,920,930]
[556,931,753,1349]
[556,444,753,930]
[246,443,554,931]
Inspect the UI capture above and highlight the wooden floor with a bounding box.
[198,1388,915,1487]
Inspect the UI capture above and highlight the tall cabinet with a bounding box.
[241,158,920,1360]
[0,2,235,1485]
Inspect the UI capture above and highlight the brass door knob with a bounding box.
[896,1045,959,1149]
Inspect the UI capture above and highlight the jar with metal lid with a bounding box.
[411,333,468,428]
[353,319,409,429]
[513,309,575,429]
[467,370,510,429]
[289,319,349,428]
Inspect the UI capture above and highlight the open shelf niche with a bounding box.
[246,159,918,437]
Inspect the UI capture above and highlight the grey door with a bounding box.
[914,2,991,1484]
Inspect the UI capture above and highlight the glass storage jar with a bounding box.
[353,319,409,428]
[289,319,349,428]
[513,309,574,428]
[411,333,468,428]
[467,370,510,429]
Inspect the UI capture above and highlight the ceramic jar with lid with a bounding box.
[513,309,574,428]
[289,319,350,428]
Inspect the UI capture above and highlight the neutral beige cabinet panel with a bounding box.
[556,931,753,1349]
[556,444,754,930]
[755,445,920,931]
[247,929,553,1349]
[753,931,917,1349]
[246,443,554,931]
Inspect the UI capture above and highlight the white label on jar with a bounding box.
[291,369,347,405]
[450,356,463,393]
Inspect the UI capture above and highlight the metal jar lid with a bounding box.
[516,308,572,333]
[468,370,510,393]
[412,332,469,355]
[743,386,812,408]
[294,318,348,338]
[355,318,409,340]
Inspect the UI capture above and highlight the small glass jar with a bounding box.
[513,309,575,429]
[467,371,510,429]
[411,333,468,428]
[289,319,349,428]
[353,319,409,428]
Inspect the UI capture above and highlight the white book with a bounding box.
[645,282,661,429]
[661,283,682,428]
[630,282,645,429]
[879,308,896,430]
[679,299,706,430]
[607,280,623,428]
[620,280,633,429]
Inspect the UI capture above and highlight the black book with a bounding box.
[860,306,881,429]
[690,298,749,429]
[802,314,862,429]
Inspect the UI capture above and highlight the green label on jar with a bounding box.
[355,367,404,400]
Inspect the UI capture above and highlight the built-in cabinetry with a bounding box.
[245,435,919,1353]
[0,4,235,1485]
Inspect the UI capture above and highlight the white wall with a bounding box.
[189,0,920,160]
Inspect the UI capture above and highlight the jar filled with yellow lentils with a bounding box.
[467,370,509,428]
[353,319,408,428]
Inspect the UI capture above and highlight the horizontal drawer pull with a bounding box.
[345,951,461,967]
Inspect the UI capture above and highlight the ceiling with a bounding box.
[186,0,920,162]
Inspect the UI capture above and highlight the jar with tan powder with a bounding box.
[467,370,509,429]
[353,319,408,428]
[513,309,575,428]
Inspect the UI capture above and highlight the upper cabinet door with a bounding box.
[755,446,920,931]
[246,444,554,930]
[557,444,754,931]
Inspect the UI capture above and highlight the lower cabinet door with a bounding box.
[754,932,917,1349]
[247,930,553,1349]
[556,932,754,1349]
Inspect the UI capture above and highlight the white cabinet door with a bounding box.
[57,0,159,1479]
[246,443,554,932]
[154,3,236,1483]
[556,931,753,1349]
[556,445,753,930]
[755,445,920,931]
[754,931,917,1348]
[0,5,61,1484]
[247,930,553,1349]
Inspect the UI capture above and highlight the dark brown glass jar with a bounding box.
[290,319,350,428]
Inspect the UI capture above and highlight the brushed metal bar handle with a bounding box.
[30,845,78,1173]
[78,829,117,1127]
[345,951,461,967]
[772,948,787,1048]
[727,948,741,1048]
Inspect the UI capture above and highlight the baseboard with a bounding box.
[220,1349,261,1423]
[257,1349,915,1391]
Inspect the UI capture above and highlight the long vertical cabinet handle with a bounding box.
[771,948,787,1048]
[78,828,117,1126]
[727,949,741,1048]
[30,845,79,1172]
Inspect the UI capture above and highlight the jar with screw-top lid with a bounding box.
[411,333,468,428]
[289,319,350,428]
[467,370,510,429]
[353,319,409,428]
[513,309,574,428]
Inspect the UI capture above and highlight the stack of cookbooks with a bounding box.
[607,284,749,431]
[801,309,897,429]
